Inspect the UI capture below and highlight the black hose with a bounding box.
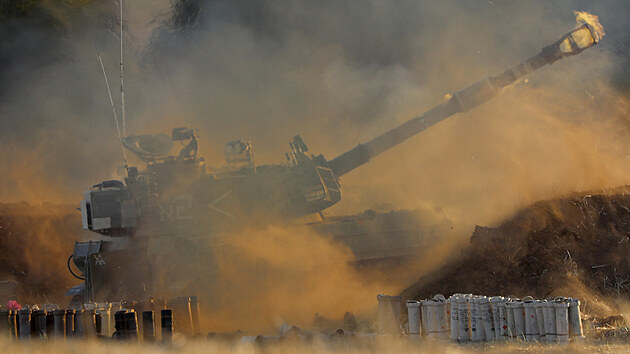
[67,255,86,280]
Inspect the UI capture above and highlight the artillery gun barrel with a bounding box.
[328,23,601,177]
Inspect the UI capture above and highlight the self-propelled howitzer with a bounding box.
[70,23,602,302]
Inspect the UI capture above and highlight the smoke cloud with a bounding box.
[1,0,630,331]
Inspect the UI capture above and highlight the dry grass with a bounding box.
[0,336,629,354]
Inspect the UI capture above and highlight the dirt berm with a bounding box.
[402,187,630,317]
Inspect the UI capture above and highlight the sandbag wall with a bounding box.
[0,296,200,342]
[379,294,584,342]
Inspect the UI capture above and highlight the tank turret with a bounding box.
[81,22,601,238]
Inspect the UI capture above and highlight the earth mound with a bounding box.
[402,187,630,317]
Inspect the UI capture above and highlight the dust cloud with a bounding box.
[0,203,87,305]
[197,226,391,333]
[2,1,629,228]
[1,0,630,334]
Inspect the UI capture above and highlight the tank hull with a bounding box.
[70,208,451,303]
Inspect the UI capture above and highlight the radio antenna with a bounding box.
[119,0,127,139]
[83,8,127,167]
